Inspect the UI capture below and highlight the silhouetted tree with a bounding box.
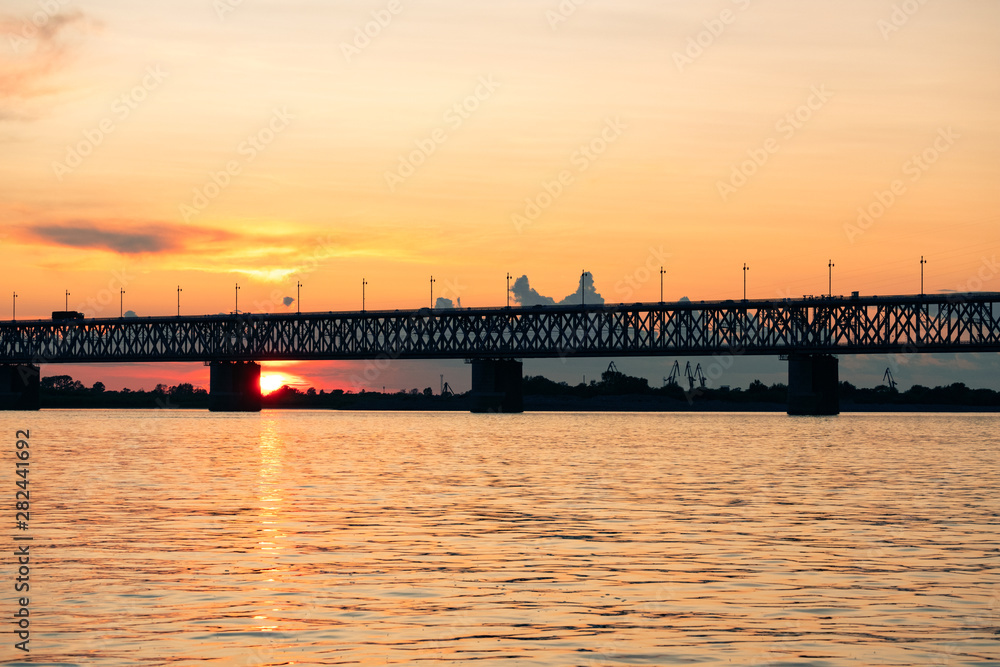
[41,375,84,391]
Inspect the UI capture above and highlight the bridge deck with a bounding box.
[2,293,999,364]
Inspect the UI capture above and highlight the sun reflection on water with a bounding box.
[19,411,1000,666]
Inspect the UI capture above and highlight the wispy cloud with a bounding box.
[0,10,95,119]
[11,218,385,283]
[17,220,231,255]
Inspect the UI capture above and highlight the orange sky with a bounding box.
[2,0,999,391]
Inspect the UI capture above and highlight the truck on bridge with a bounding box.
[51,311,85,322]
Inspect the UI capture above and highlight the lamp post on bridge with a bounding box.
[120,288,125,317]
[177,286,182,317]
[296,280,302,314]
[506,272,512,309]
[920,256,927,295]
[362,279,367,312]
[742,263,749,301]
[12,292,16,321]
[660,266,666,303]
[430,276,435,308]
[581,270,589,306]
[828,259,834,297]
[235,283,240,314]
[65,290,69,311]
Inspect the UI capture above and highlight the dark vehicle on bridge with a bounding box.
[51,311,85,321]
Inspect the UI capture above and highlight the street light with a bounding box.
[828,259,834,297]
[65,290,69,311]
[120,288,125,317]
[362,278,367,312]
[177,286,182,317]
[506,272,512,308]
[296,280,302,314]
[581,270,588,306]
[660,266,666,303]
[920,256,927,295]
[742,263,749,301]
[235,283,240,313]
[430,275,435,308]
[12,292,16,321]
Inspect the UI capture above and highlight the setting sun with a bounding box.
[260,373,291,395]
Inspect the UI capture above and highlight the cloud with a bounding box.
[511,276,555,307]
[12,217,387,283]
[24,220,185,254]
[12,219,303,259]
[0,11,95,117]
[556,273,605,306]
[14,220,239,255]
[511,274,605,307]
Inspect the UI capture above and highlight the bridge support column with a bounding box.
[209,361,261,412]
[470,359,523,414]
[787,354,839,416]
[0,365,40,411]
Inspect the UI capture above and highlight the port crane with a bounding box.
[883,367,898,390]
[684,362,707,390]
[663,360,681,387]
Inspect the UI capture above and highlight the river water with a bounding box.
[2,411,998,666]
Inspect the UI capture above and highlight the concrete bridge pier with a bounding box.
[0,364,40,411]
[208,361,261,412]
[786,354,839,416]
[470,359,523,413]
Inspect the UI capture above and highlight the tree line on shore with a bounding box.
[36,368,1000,409]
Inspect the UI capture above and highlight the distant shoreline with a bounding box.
[35,371,1000,412]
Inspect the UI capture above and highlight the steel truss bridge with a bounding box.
[2,293,999,364]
